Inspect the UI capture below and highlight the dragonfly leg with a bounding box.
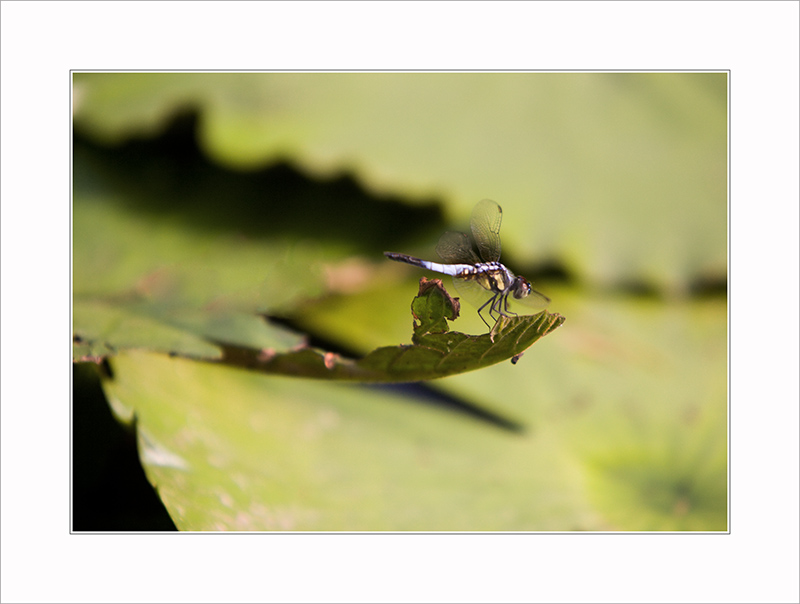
[490,296,500,320]
[476,294,497,330]
[490,291,513,320]
[500,292,518,318]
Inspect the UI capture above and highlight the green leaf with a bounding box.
[102,350,595,531]
[410,277,460,335]
[73,72,727,293]
[72,138,336,362]
[72,296,304,362]
[73,298,222,360]
[213,278,565,382]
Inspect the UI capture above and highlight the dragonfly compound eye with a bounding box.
[513,277,532,299]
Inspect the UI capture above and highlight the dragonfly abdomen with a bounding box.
[384,252,475,277]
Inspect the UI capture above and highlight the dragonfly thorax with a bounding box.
[456,261,516,295]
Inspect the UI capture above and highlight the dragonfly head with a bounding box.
[512,276,531,299]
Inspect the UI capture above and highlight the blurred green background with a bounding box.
[72,72,727,531]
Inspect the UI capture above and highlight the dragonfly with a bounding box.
[385,199,550,335]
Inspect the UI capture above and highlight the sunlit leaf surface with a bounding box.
[103,350,597,531]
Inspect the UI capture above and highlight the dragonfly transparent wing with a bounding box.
[505,285,551,314]
[435,230,481,264]
[448,277,495,314]
[470,199,503,262]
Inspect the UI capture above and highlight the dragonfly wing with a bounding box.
[505,286,551,314]
[435,231,481,264]
[470,199,503,262]
[449,276,494,310]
